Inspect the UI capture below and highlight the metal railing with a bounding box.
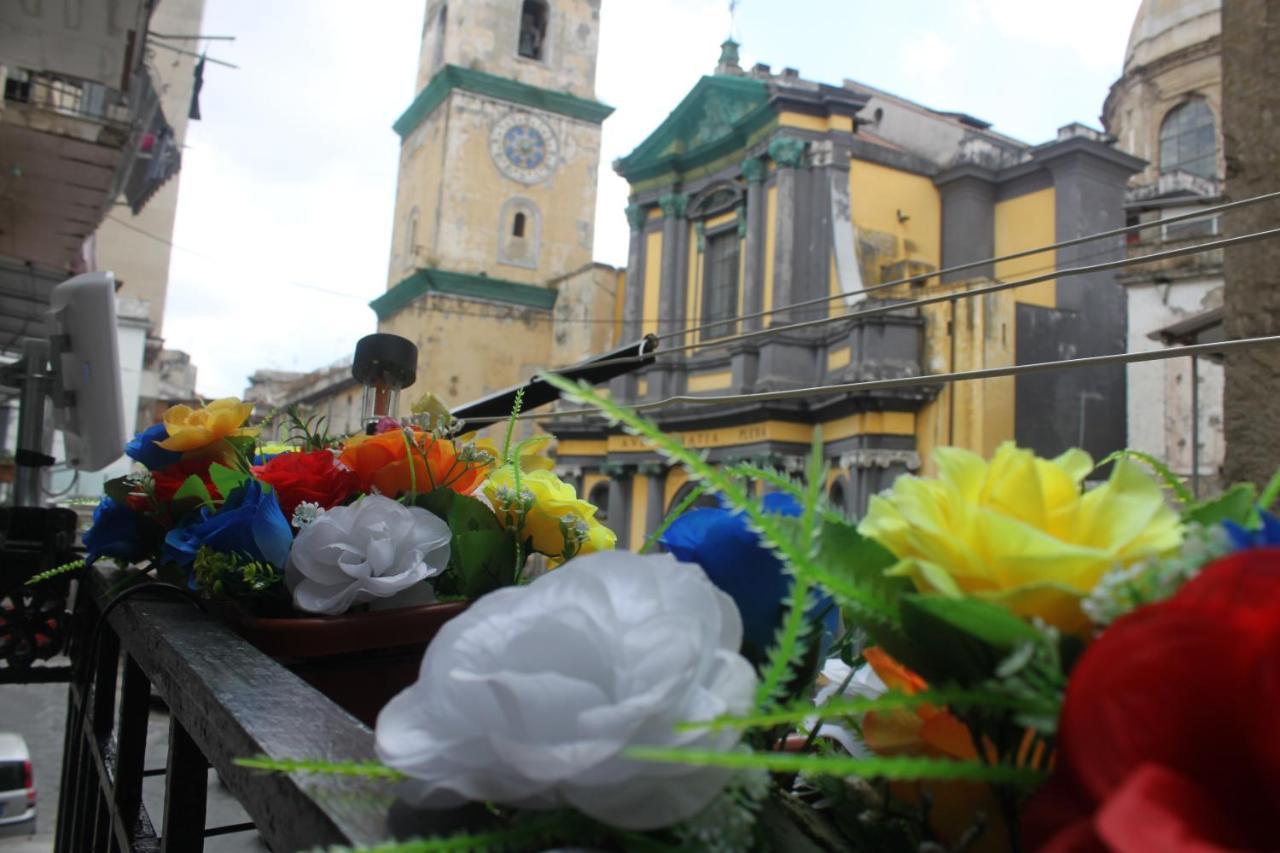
[54,571,402,852]
[2,70,124,126]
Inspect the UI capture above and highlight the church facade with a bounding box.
[552,45,1143,548]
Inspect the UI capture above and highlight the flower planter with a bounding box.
[220,600,469,726]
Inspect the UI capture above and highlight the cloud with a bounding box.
[960,0,1142,72]
[898,31,958,83]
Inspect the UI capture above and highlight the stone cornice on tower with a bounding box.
[393,64,614,140]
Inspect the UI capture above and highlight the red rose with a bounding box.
[151,457,223,506]
[1024,548,1280,851]
[252,450,358,522]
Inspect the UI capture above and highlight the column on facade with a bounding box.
[654,191,689,398]
[740,156,768,331]
[637,462,667,540]
[935,168,996,283]
[766,136,807,326]
[613,203,649,401]
[604,465,632,550]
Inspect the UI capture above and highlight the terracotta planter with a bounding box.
[222,600,469,726]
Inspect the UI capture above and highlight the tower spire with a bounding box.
[716,1,743,76]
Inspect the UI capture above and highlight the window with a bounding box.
[829,479,847,517]
[512,211,526,238]
[701,229,740,339]
[498,198,540,269]
[518,0,548,60]
[1159,99,1216,179]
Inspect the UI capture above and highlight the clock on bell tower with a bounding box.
[373,0,613,410]
[384,0,610,285]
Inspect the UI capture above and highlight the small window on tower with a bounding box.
[518,0,548,60]
[513,212,527,238]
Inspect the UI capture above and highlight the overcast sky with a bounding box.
[163,0,1142,399]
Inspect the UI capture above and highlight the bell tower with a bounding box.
[373,0,612,408]
[383,0,610,288]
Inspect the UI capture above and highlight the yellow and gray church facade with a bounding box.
[550,43,1144,548]
[368,2,1145,549]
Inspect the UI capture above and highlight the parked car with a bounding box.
[0,733,36,837]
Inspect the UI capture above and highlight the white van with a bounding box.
[0,733,36,837]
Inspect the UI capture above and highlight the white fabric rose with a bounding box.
[375,551,757,831]
[806,657,888,758]
[285,494,451,615]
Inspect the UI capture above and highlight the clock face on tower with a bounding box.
[489,112,559,184]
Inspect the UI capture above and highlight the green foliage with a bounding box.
[173,473,215,509]
[235,756,405,779]
[753,434,825,711]
[1259,465,1280,510]
[283,406,340,451]
[414,489,520,598]
[313,813,590,853]
[1097,448,1193,504]
[192,547,285,600]
[540,373,898,626]
[1183,481,1258,527]
[638,481,708,555]
[682,687,1049,734]
[24,559,84,586]
[208,463,250,500]
[897,595,1040,686]
[625,747,1046,787]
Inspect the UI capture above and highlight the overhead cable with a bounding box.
[551,224,1280,376]
[657,188,1280,344]
[457,333,1280,427]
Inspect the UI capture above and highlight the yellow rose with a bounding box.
[858,442,1182,634]
[484,466,614,563]
[157,398,258,452]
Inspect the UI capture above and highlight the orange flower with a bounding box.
[339,430,489,497]
[861,648,1025,853]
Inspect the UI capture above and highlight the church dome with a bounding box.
[1124,0,1220,73]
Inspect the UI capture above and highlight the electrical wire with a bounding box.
[654,188,1280,344]
[542,224,1280,376]
[460,333,1280,426]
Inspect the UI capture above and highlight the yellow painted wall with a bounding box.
[848,159,942,274]
[642,230,663,336]
[914,283,1017,473]
[664,467,689,511]
[779,112,854,133]
[763,185,778,321]
[826,346,851,371]
[629,475,650,548]
[380,291,554,413]
[606,415,913,456]
[995,188,1056,308]
[557,439,607,457]
[687,371,733,392]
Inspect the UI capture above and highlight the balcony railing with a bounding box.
[2,70,126,128]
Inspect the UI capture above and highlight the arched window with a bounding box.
[667,482,720,514]
[499,198,540,269]
[1159,99,1216,180]
[518,0,548,61]
[588,483,610,523]
[828,478,848,517]
[403,207,420,270]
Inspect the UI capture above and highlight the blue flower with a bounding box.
[125,422,182,470]
[661,492,838,664]
[163,479,293,569]
[1223,511,1280,551]
[83,497,147,566]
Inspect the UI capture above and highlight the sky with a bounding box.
[164,0,1142,399]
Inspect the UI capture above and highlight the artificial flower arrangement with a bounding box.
[233,373,1280,853]
[79,392,615,617]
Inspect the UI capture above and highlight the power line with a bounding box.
[460,333,1280,427]
[547,224,1280,375]
[656,188,1280,344]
